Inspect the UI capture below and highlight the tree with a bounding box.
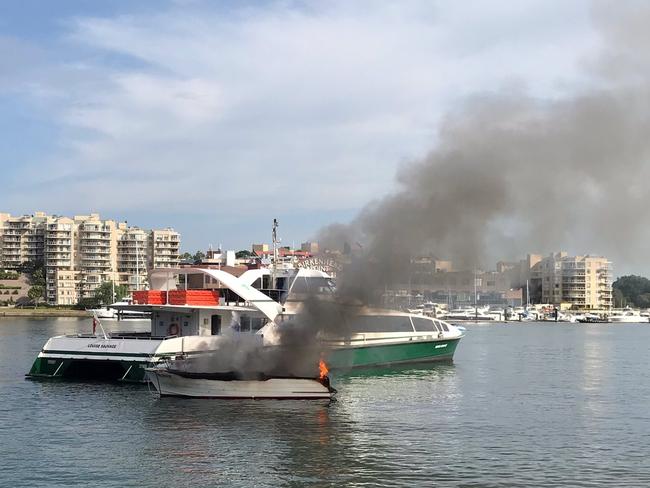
[612,275,650,308]
[28,285,45,307]
[179,252,194,262]
[180,251,206,263]
[94,281,129,306]
[236,249,254,259]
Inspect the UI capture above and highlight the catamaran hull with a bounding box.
[328,337,461,369]
[26,335,165,382]
[147,370,334,399]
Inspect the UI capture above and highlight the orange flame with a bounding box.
[319,359,329,379]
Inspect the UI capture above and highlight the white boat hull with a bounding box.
[147,369,335,399]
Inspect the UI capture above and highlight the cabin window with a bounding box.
[289,277,335,295]
[438,321,449,332]
[211,315,221,335]
[411,317,436,332]
[238,316,265,333]
[350,316,414,333]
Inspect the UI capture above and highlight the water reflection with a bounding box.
[140,398,356,485]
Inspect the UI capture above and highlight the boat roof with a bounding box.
[149,267,283,321]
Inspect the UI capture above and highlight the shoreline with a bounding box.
[0,308,91,318]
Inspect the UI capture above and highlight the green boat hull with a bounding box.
[28,337,462,381]
[328,337,461,369]
[27,356,150,382]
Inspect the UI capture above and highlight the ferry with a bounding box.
[27,266,463,382]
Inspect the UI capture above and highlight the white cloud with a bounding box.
[6,0,600,241]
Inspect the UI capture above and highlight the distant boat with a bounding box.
[609,308,647,323]
[576,313,610,323]
[87,299,151,320]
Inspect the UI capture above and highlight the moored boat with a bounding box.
[609,308,647,323]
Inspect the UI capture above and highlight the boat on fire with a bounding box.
[146,357,336,400]
[27,266,463,382]
[147,369,335,399]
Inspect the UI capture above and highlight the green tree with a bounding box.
[28,285,45,307]
[180,251,206,263]
[76,296,100,310]
[93,281,129,305]
[236,249,254,259]
[612,275,650,308]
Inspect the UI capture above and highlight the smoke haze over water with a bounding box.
[318,1,650,288]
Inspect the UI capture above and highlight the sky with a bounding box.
[0,0,603,256]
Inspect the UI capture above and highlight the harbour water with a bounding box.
[2,318,650,487]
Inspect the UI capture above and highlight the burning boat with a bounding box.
[146,359,335,400]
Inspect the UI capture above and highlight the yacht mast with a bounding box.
[271,219,279,291]
[474,268,478,321]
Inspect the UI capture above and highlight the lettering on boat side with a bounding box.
[434,344,448,349]
[87,343,118,349]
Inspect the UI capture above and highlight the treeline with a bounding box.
[612,275,650,308]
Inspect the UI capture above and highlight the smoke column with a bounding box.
[318,1,650,297]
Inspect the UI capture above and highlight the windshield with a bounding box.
[289,276,336,295]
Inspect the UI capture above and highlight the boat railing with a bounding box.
[71,332,174,340]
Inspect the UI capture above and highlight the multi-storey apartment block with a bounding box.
[117,227,149,293]
[532,252,612,310]
[150,229,181,269]
[0,212,180,305]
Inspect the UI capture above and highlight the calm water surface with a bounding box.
[1,318,650,487]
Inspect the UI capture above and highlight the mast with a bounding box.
[271,219,279,291]
[474,268,478,321]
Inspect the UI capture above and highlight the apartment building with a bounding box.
[150,229,181,270]
[0,212,180,305]
[531,252,612,310]
[117,227,149,293]
[0,212,48,268]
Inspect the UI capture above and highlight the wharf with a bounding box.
[0,308,91,318]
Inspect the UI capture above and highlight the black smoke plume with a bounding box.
[318,1,650,299]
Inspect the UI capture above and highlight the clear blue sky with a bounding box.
[1,1,597,253]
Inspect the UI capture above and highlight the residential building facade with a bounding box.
[531,252,612,310]
[0,212,180,305]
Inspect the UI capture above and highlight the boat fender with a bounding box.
[168,323,179,336]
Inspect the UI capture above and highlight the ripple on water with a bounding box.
[2,319,650,486]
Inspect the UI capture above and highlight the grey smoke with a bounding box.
[318,1,650,295]
[179,297,357,377]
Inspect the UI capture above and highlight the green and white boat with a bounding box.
[27,266,462,382]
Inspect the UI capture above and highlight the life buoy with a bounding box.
[168,323,179,336]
